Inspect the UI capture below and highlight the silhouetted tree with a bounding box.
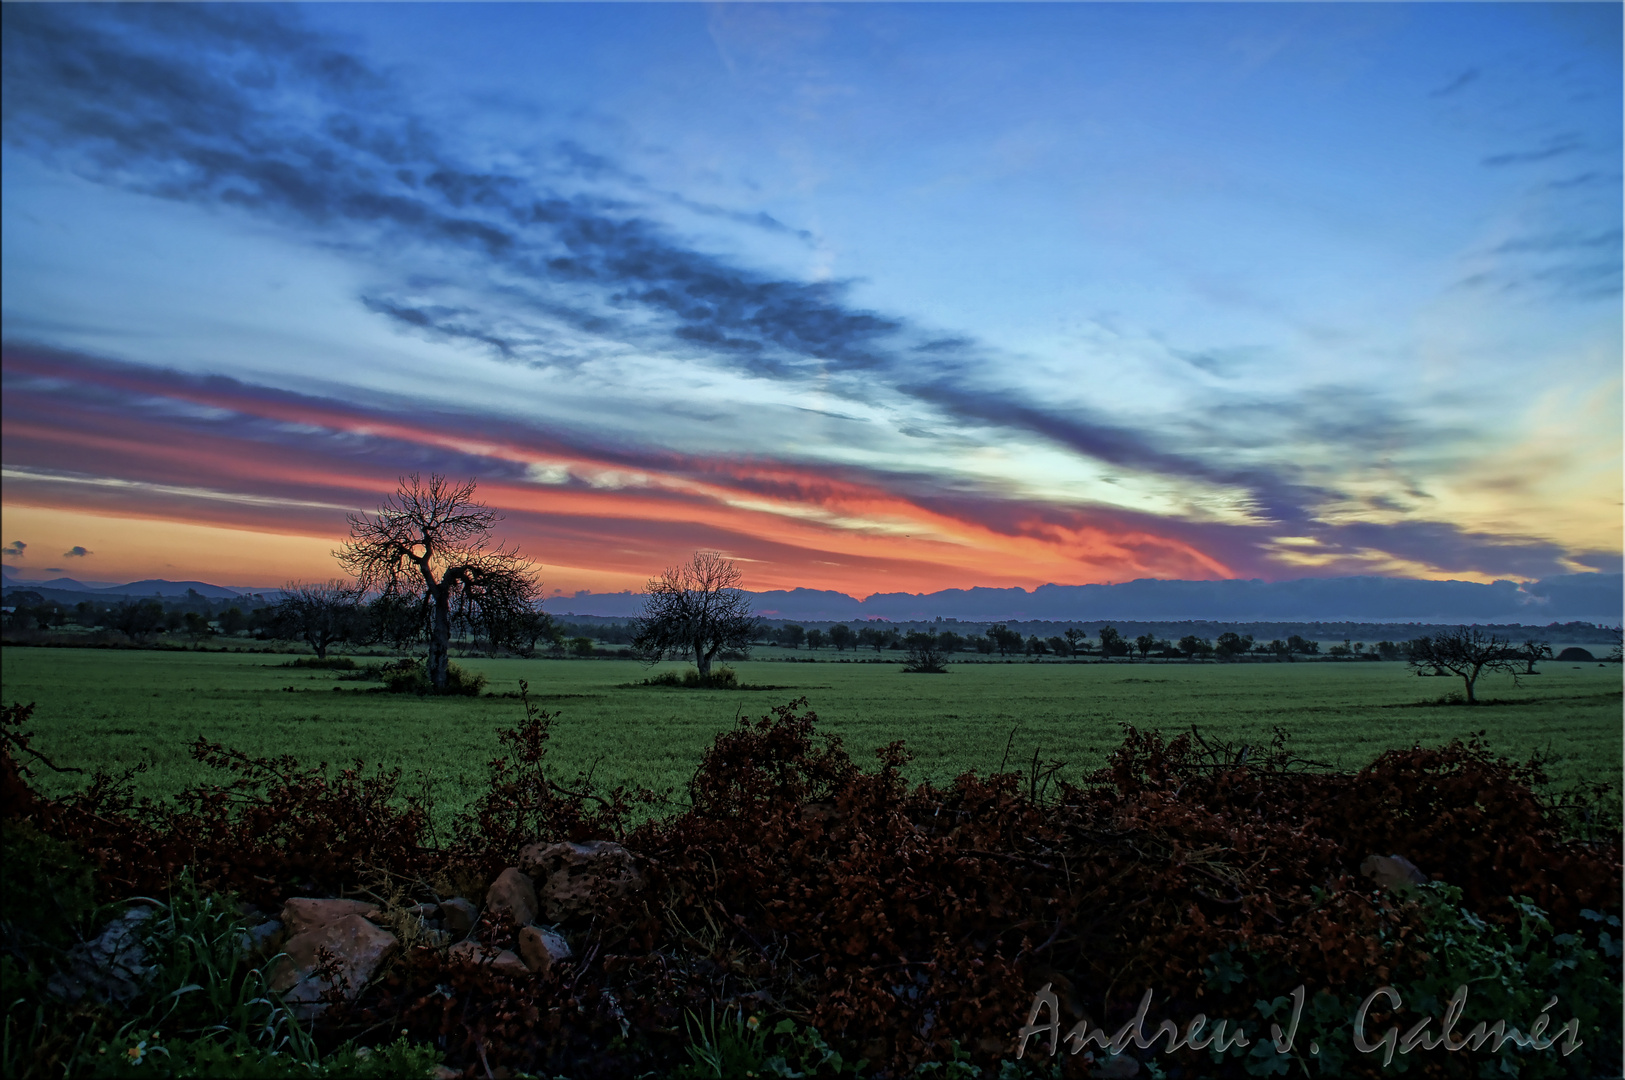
[903,631,949,673]
[273,579,361,659]
[218,606,247,636]
[1286,634,1318,659]
[857,625,900,653]
[1214,631,1254,660]
[1134,633,1157,660]
[805,628,825,651]
[1515,638,1552,675]
[1177,634,1214,660]
[338,474,540,690]
[631,551,759,679]
[1406,626,1518,705]
[111,599,165,643]
[1064,627,1086,657]
[985,623,1022,657]
[828,624,855,652]
[1098,625,1129,658]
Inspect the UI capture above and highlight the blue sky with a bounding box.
[2,3,1620,594]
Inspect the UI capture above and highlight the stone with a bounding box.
[517,925,572,975]
[447,940,529,977]
[1360,854,1428,891]
[47,906,155,1005]
[518,840,646,921]
[1091,1054,1141,1078]
[485,868,539,929]
[439,896,479,937]
[280,897,382,936]
[239,919,284,959]
[270,914,398,1012]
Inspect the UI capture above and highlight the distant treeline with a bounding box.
[555,613,1618,646]
[7,586,1617,659]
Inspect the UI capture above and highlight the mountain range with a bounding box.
[4,565,1619,624]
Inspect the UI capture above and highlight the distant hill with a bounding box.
[553,573,1623,625]
[1,576,258,604]
[106,579,247,599]
[6,571,1620,624]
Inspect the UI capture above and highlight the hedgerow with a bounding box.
[2,694,1619,1078]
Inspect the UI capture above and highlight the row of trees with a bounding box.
[17,476,1605,699]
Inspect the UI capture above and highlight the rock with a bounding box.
[447,940,529,977]
[47,906,155,1005]
[518,840,646,921]
[1360,854,1428,891]
[439,896,480,937]
[517,925,572,975]
[280,897,382,936]
[485,868,539,929]
[1091,1054,1141,1078]
[433,1067,462,1080]
[270,914,398,1013]
[239,919,284,958]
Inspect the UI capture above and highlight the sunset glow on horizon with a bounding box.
[3,4,1620,598]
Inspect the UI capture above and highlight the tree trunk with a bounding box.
[1463,672,1477,704]
[314,636,328,660]
[428,586,452,689]
[695,638,711,678]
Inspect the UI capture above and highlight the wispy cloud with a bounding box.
[1481,134,1585,168]
[2,6,1617,591]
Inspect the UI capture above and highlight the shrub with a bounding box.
[379,659,486,696]
[642,667,740,689]
[4,696,1619,1078]
[278,657,357,671]
[0,817,97,947]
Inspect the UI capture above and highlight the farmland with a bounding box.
[4,646,1619,824]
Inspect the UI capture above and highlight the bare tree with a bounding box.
[1514,638,1552,675]
[903,630,949,673]
[337,474,540,690]
[631,551,759,679]
[1406,626,1518,704]
[273,580,361,659]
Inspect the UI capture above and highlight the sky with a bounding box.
[2,2,1621,598]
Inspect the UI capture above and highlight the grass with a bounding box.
[2,647,1619,827]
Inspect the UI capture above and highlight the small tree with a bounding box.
[1098,625,1129,658]
[1286,634,1318,659]
[631,551,759,679]
[857,625,899,654]
[902,631,949,673]
[111,599,165,644]
[828,624,855,652]
[1064,627,1086,658]
[805,628,825,651]
[1515,639,1552,675]
[1214,631,1254,660]
[338,474,541,690]
[986,623,1022,657]
[1406,626,1518,704]
[1177,634,1214,661]
[777,623,807,650]
[274,579,360,659]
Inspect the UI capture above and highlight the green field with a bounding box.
[3,647,1620,825]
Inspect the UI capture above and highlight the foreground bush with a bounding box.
[2,695,1619,1078]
